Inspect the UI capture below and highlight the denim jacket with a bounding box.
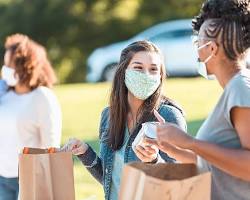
[78,103,187,200]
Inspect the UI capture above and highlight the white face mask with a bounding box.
[125,69,161,100]
[1,65,19,86]
[197,42,216,80]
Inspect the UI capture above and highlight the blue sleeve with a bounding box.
[157,105,187,163]
[77,107,109,185]
[77,145,103,184]
[158,104,187,132]
[0,80,8,97]
[99,107,110,139]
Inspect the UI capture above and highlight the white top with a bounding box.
[0,86,62,178]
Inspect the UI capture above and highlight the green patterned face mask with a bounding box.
[125,69,161,100]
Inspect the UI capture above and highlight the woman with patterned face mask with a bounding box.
[146,1,250,200]
[0,34,62,200]
[63,41,187,200]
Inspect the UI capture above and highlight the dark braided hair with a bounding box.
[192,0,250,61]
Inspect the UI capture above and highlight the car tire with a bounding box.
[101,63,118,82]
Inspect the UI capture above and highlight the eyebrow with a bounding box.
[131,61,158,66]
[131,61,143,65]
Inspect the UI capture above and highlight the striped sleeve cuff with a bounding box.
[77,144,98,168]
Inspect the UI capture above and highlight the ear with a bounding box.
[210,41,219,56]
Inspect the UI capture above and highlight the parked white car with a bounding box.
[86,19,199,82]
[86,19,198,82]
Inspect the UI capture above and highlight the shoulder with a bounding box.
[225,71,250,103]
[227,70,250,93]
[32,86,60,108]
[101,106,110,118]
[33,86,58,101]
[100,107,110,123]
[158,104,187,131]
[99,107,110,140]
[224,70,250,116]
[158,104,183,120]
[100,107,110,129]
[34,86,56,98]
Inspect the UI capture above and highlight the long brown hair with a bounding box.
[108,40,183,150]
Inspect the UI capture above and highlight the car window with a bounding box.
[149,29,193,41]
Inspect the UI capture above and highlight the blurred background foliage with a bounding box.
[0,0,203,83]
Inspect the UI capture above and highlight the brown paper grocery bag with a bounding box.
[19,148,75,200]
[119,162,211,200]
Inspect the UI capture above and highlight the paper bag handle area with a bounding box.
[22,147,57,154]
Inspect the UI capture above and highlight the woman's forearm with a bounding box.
[190,139,250,181]
[166,146,197,164]
[77,146,104,184]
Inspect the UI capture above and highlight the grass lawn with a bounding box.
[54,77,222,200]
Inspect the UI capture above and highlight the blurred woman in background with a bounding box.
[0,34,62,200]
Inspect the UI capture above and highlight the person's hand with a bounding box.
[61,138,89,155]
[152,109,194,150]
[134,144,158,163]
[144,136,179,156]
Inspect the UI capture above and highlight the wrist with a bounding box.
[82,143,89,155]
[187,137,198,151]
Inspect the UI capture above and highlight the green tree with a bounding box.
[0,0,203,83]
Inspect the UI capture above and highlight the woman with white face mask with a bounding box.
[62,41,187,200]
[146,1,250,200]
[0,34,62,200]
